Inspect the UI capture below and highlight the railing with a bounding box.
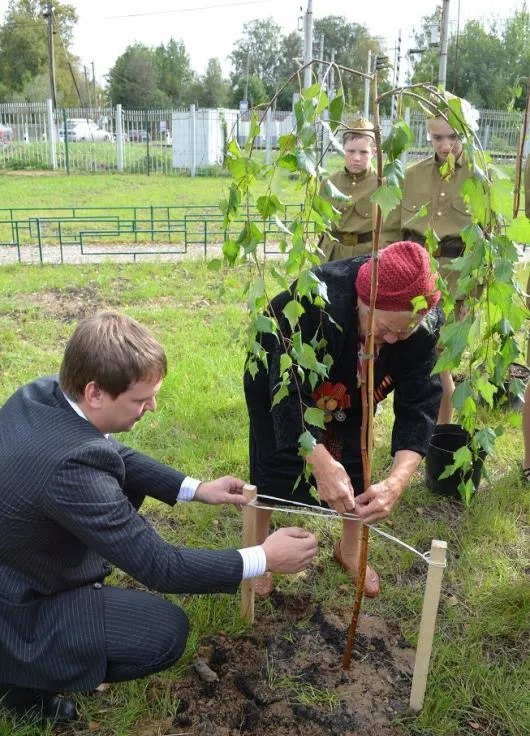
[1,102,528,174]
[0,204,313,264]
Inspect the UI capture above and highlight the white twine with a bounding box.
[249,494,447,569]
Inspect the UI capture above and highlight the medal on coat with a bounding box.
[312,382,351,423]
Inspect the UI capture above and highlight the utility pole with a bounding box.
[243,48,250,101]
[43,0,57,109]
[91,62,97,108]
[329,48,336,99]
[391,30,402,121]
[438,0,450,90]
[303,0,314,90]
[363,49,372,118]
[318,33,325,85]
[83,66,92,110]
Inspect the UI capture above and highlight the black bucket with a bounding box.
[493,363,530,411]
[425,424,484,498]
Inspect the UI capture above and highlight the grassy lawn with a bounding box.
[0,261,528,736]
[0,165,528,245]
[0,172,297,210]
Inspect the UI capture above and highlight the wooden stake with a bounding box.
[240,483,258,623]
[409,539,448,712]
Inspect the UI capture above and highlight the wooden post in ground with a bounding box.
[240,483,258,624]
[409,539,448,712]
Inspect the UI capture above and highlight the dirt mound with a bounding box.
[169,594,416,736]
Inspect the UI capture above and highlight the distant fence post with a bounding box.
[145,116,150,176]
[484,124,490,150]
[116,104,124,172]
[46,98,57,170]
[62,109,70,175]
[401,108,410,169]
[190,104,196,177]
[265,107,272,165]
[321,107,329,166]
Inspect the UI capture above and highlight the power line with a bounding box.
[101,0,274,20]
[2,0,276,29]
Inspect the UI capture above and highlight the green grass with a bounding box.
[0,160,528,245]
[0,158,309,207]
[0,261,528,735]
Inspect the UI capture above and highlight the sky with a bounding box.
[1,0,526,82]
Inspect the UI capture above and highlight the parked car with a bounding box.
[59,119,112,142]
[128,129,148,142]
[0,123,13,144]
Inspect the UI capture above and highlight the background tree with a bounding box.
[500,8,530,109]
[153,38,195,106]
[313,16,385,110]
[275,31,302,110]
[107,44,159,108]
[0,0,81,104]
[406,7,441,86]
[229,15,386,112]
[108,38,197,108]
[231,73,268,109]
[189,58,230,108]
[229,17,282,101]
[410,7,530,110]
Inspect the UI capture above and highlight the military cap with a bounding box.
[343,117,376,142]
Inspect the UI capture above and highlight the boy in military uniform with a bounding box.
[382,114,476,424]
[319,118,377,262]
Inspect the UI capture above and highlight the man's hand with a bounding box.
[194,476,247,506]
[309,443,356,514]
[262,527,318,573]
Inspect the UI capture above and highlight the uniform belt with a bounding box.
[402,231,464,258]
[437,238,465,259]
[332,231,372,246]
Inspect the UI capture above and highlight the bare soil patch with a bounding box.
[161,595,413,736]
[15,282,129,322]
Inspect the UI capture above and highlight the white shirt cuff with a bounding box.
[177,476,201,502]
[238,545,267,579]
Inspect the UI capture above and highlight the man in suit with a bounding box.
[0,312,317,723]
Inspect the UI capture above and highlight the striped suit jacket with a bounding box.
[0,376,243,691]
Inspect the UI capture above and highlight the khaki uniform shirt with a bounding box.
[382,153,475,298]
[382,154,473,250]
[319,166,378,261]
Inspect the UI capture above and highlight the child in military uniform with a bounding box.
[319,118,377,262]
[382,113,478,424]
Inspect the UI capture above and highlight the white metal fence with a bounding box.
[0,101,528,175]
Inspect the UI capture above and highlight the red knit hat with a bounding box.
[355,241,440,312]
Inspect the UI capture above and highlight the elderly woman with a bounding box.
[244,241,443,597]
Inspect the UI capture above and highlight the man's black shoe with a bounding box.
[0,686,78,722]
[41,694,78,722]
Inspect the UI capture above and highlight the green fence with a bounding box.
[0,204,313,264]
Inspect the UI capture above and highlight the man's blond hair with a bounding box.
[60,312,167,400]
